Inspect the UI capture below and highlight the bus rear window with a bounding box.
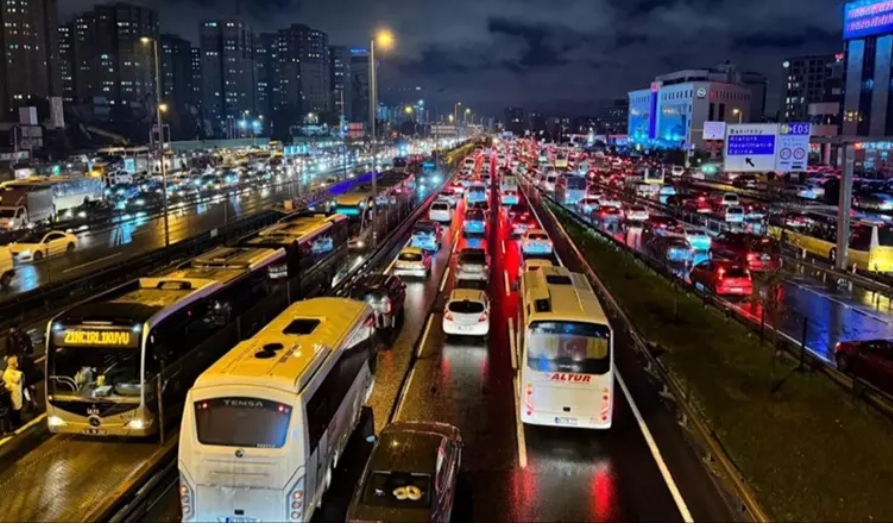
[526,321,611,375]
[194,398,291,449]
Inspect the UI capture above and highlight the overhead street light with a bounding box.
[369,28,396,246]
[141,35,169,247]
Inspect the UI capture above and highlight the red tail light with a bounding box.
[384,297,392,313]
[747,252,758,260]
[478,312,488,322]
[445,312,454,321]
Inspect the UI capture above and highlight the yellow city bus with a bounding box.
[768,210,893,273]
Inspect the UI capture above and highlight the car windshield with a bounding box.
[399,252,423,262]
[449,299,485,314]
[432,202,449,210]
[0,209,17,218]
[528,233,549,241]
[459,250,486,264]
[16,232,44,243]
[465,210,485,221]
[361,471,433,509]
[721,267,749,278]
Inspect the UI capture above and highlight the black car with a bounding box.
[348,273,407,330]
[346,421,463,523]
[60,200,116,226]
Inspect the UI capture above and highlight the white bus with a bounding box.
[516,266,614,429]
[179,297,377,523]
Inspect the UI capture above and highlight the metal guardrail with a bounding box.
[524,183,770,522]
[89,145,471,524]
[539,185,893,420]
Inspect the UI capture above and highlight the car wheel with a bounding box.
[33,251,44,261]
[66,243,75,253]
[836,354,850,373]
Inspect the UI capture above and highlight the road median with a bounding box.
[551,204,893,522]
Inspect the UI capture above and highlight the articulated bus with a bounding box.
[332,192,374,250]
[238,212,350,297]
[516,266,614,429]
[564,174,588,205]
[768,209,893,272]
[45,246,288,437]
[179,297,377,522]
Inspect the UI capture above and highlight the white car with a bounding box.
[9,230,78,262]
[521,229,554,256]
[626,205,649,222]
[443,288,490,337]
[670,165,685,177]
[392,247,432,278]
[455,247,489,281]
[719,193,739,207]
[429,200,452,223]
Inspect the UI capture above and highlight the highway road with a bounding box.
[142,179,735,522]
[551,186,893,365]
[0,168,368,301]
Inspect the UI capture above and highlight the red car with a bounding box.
[510,209,537,236]
[689,259,753,296]
[710,232,781,272]
[835,339,893,393]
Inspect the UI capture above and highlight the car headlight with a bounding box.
[77,211,87,218]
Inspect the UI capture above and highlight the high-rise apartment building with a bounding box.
[190,46,201,111]
[780,53,839,122]
[254,32,278,125]
[0,0,61,121]
[275,24,330,133]
[160,33,193,109]
[199,20,256,137]
[63,3,159,124]
[59,22,74,104]
[330,45,352,122]
[349,48,370,123]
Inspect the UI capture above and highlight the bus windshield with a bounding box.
[47,339,142,399]
[526,321,611,375]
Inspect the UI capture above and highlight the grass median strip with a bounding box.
[551,204,893,522]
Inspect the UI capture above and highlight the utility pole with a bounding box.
[369,38,379,245]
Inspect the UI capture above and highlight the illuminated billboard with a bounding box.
[844,0,893,40]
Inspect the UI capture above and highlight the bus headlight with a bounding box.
[125,418,145,429]
[48,415,67,428]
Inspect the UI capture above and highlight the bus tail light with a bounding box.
[288,477,305,522]
[179,473,195,521]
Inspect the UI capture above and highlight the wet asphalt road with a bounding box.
[142,174,736,522]
[569,187,893,363]
[0,167,366,301]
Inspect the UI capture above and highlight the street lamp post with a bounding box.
[142,36,170,247]
[369,29,394,245]
[733,108,742,124]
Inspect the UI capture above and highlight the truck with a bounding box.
[0,185,55,231]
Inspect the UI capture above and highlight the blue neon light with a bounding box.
[844,0,893,40]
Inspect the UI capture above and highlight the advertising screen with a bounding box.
[844,0,893,40]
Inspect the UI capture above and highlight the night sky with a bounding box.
[60,0,846,116]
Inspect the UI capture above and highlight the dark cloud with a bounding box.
[59,0,849,116]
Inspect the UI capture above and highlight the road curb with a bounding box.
[0,415,49,465]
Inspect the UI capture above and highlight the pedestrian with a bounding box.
[2,355,23,429]
[0,382,11,435]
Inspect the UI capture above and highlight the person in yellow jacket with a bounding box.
[2,355,23,429]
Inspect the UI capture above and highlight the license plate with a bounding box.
[761,255,771,261]
[84,428,108,436]
[223,517,260,523]
[730,287,743,293]
[555,417,578,425]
